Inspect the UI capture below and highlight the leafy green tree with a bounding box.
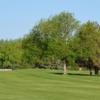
[74,21,100,75]
[22,12,79,74]
[46,12,79,74]
[0,39,22,69]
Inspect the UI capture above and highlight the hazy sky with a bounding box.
[0,0,100,39]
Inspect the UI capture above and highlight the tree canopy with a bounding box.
[0,11,100,75]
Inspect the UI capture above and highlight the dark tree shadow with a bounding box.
[52,72,90,76]
[50,70,98,76]
[67,73,90,76]
[51,71,92,76]
[51,72,64,75]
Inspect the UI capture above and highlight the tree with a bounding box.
[74,21,100,75]
[0,39,22,69]
[22,12,79,74]
[46,12,79,74]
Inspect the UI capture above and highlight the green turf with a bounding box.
[0,69,100,100]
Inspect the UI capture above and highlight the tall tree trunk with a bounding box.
[89,67,92,76]
[94,67,99,75]
[88,58,93,76]
[64,59,67,74]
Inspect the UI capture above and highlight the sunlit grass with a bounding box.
[0,69,99,100]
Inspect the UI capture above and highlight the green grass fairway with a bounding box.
[0,69,100,100]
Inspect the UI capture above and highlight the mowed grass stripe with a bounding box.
[0,69,100,100]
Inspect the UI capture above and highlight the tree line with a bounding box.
[0,12,100,75]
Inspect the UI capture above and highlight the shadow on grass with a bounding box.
[67,73,90,76]
[51,72,91,76]
[54,72,64,75]
[51,72,64,75]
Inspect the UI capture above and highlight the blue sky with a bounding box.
[0,0,100,40]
